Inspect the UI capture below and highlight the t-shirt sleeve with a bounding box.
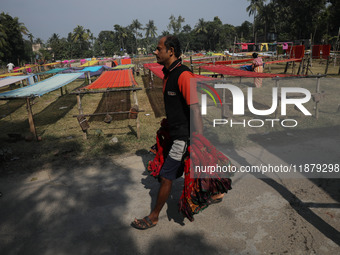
[178,71,199,105]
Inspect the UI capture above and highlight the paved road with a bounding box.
[0,137,339,254]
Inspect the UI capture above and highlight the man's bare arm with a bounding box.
[190,103,203,135]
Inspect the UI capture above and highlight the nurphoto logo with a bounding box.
[200,83,312,128]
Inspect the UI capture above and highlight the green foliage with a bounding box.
[0,12,30,65]
[2,1,340,64]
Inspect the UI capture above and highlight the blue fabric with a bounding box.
[36,68,68,75]
[240,65,253,71]
[0,73,83,99]
[81,66,103,72]
[0,75,32,88]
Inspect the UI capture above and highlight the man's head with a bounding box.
[154,35,181,68]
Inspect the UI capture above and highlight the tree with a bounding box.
[0,23,8,53]
[71,25,92,57]
[193,18,208,50]
[130,19,143,54]
[145,20,157,39]
[13,16,29,36]
[0,12,29,64]
[95,30,116,56]
[246,0,267,41]
[114,24,128,55]
[47,33,62,60]
[195,18,207,34]
[236,21,253,42]
[167,15,185,34]
[145,20,158,54]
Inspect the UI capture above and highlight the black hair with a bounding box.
[164,35,182,58]
[252,52,258,58]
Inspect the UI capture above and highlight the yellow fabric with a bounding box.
[43,62,61,66]
[213,53,226,57]
[13,65,37,71]
[80,60,99,67]
[260,43,268,51]
[0,72,25,78]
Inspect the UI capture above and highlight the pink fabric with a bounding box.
[252,57,263,67]
[25,64,32,73]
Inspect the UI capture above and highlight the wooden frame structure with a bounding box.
[70,86,143,139]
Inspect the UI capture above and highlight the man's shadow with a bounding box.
[136,149,186,226]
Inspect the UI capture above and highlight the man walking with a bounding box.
[7,63,14,73]
[131,35,204,229]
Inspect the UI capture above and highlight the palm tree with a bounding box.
[145,20,158,54]
[72,25,91,57]
[13,16,29,36]
[0,13,8,51]
[72,25,87,43]
[168,15,185,34]
[0,23,7,50]
[28,33,34,44]
[145,20,157,39]
[34,38,43,45]
[195,18,208,34]
[246,0,266,42]
[257,2,276,41]
[130,19,143,54]
[114,24,128,53]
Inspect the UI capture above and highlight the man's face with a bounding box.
[154,37,171,66]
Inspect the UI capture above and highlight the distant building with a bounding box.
[32,43,42,52]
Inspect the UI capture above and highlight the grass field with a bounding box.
[0,58,339,171]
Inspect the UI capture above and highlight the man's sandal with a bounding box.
[131,216,157,230]
[210,198,223,204]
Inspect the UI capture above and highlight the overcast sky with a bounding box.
[2,0,252,42]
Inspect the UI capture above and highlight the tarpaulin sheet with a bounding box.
[201,65,297,78]
[0,73,83,99]
[0,75,32,89]
[83,70,138,89]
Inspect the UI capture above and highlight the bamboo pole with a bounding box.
[133,90,140,139]
[73,110,145,117]
[26,97,38,141]
[315,77,320,119]
[87,72,91,84]
[76,94,87,139]
[325,56,330,75]
[190,56,193,73]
